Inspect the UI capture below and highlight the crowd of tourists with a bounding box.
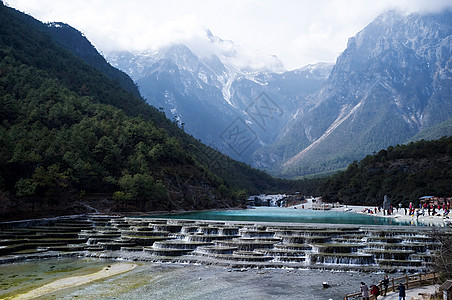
[361,201,450,219]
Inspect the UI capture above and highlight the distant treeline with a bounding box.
[317,137,452,206]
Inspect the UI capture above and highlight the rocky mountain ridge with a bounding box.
[108,10,452,177]
[0,2,294,220]
[257,9,452,176]
[107,45,332,163]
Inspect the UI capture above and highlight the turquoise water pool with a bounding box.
[148,207,413,226]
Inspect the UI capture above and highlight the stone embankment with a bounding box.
[0,215,448,272]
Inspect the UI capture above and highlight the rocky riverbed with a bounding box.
[1,257,383,300]
[0,214,449,299]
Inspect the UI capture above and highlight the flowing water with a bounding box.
[0,257,380,300]
[0,210,440,299]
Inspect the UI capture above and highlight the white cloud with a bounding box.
[6,0,452,70]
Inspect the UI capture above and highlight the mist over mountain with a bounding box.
[2,0,452,221]
[257,9,452,177]
[42,22,141,98]
[107,9,452,178]
[107,40,332,163]
[0,2,296,220]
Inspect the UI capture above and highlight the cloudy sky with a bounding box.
[6,0,452,70]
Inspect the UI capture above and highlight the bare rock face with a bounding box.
[105,10,452,177]
[260,10,452,176]
[107,45,332,165]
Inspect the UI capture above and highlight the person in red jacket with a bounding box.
[370,284,380,299]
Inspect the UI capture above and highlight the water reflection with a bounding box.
[148,207,413,226]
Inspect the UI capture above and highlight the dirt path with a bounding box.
[382,284,439,300]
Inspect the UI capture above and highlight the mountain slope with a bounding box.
[0,10,140,97]
[134,45,237,154]
[266,10,452,177]
[43,22,141,98]
[0,3,290,220]
[108,47,332,163]
[317,136,452,206]
[409,117,452,142]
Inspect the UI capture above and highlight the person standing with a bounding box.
[397,283,406,300]
[381,275,389,296]
[361,282,369,300]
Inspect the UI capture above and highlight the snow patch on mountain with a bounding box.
[221,69,238,108]
[283,101,363,167]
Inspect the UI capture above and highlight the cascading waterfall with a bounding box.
[0,215,449,273]
[312,253,375,265]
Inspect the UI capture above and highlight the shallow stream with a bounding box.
[0,209,437,299]
[0,257,381,300]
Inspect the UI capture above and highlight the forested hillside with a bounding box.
[3,2,449,221]
[408,118,452,143]
[0,3,292,220]
[43,22,142,99]
[317,137,452,206]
